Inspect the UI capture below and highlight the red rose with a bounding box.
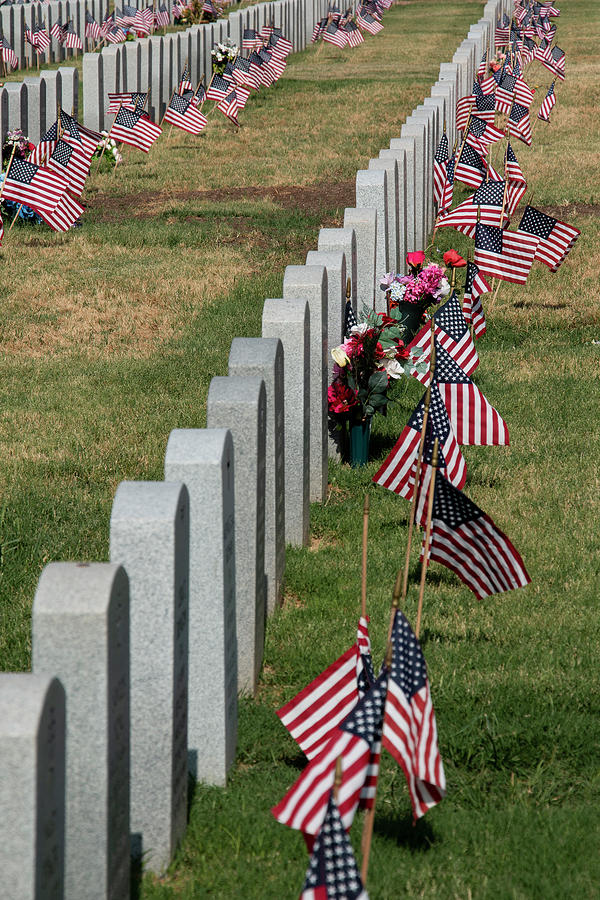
[443,249,467,268]
[395,342,410,361]
[406,251,425,273]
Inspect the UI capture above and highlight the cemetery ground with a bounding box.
[1,0,599,896]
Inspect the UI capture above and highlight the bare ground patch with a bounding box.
[91,181,356,224]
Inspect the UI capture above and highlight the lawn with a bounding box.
[1,0,599,897]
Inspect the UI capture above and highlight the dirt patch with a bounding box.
[538,203,600,220]
[92,181,356,223]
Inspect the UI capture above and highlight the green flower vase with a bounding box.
[349,417,372,468]
[393,301,427,343]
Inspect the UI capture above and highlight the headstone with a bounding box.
[58,66,78,118]
[431,80,455,145]
[388,137,416,256]
[23,77,45,144]
[344,207,377,312]
[32,562,130,900]
[410,108,435,236]
[317,226,357,313]
[109,481,189,875]
[102,45,122,120]
[123,41,141,93]
[164,428,238,784]
[262,298,310,547]
[138,37,150,93]
[82,51,103,132]
[400,121,426,250]
[228,338,285,615]
[379,148,407,270]
[4,82,26,133]
[282,265,328,504]
[369,156,399,275]
[206,376,266,695]
[356,169,388,298]
[149,35,164,123]
[0,674,65,900]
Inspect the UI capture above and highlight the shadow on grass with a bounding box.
[373,809,438,852]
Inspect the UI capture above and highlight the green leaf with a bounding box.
[368,371,388,392]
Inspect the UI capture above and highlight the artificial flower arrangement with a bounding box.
[328,306,427,424]
[92,132,123,173]
[1,129,43,226]
[379,250,452,341]
[211,38,238,75]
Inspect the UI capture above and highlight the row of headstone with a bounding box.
[0,0,111,68]
[0,0,511,897]
[82,0,330,131]
[0,66,78,146]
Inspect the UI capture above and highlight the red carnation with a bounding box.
[328,381,359,414]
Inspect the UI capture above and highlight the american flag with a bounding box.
[217,89,241,125]
[373,384,466,498]
[299,792,368,900]
[260,23,274,40]
[477,50,487,78]
[155,3,170,27]
[133,7,154,35]
[382,609,445,820]
[418,473,531,601]
[454,142,487,189]
[259,47,285,79]
[163,93,208,135]
[222,61,235,84]
[344,298,358,338]
[471,89,497,126]
[323,22,347,47]
[272,670,388,836]
[106,25,127,43]
[438,152,455,215]
[544,45,565,80]
[466,115,505,148]
[462,261,489,338]
[430,343,509,446]
[38,190,84,232]
[50,21,68,44]
[242,28,259,50]
[456,91,476,132]
[59,110,101,160]
[100,13,114,37]
[1,37,18,68]
[507,102,532,145]
[116,4,138,26]
[232,56,260,91]
[356,11,383,34]
[343,20,364,48]
[440,178,526,238]
[409,293,479,379]
[478,74,497,96]
[474,221,538,285]
[107,92,148,114]
[495,26,510,46]
[505,142,526,185]
[206,73,231,102]
[178,64,193,93]
[64,22,83,50]
[433,133,448,208]
[249,50,271,85]
[517,205,580,272]
[2,156,67,215]
[311,17,327,42]
[110,106,162,152]
[276,618,374,762]
[26,27,51,52]
[85,12,102,41]
[537,81,556,121]
[47,138,90,197]
[202,0,218,17]
[270,30,292,55]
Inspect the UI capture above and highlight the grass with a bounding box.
[2,0,600,896]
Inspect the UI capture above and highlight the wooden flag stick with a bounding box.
[361,572,402,887]
[360,494,369,620]
[159,88,177,127]
[333,756,343,803]
[415,438,439,639]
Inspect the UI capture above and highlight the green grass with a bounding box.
[2,0,600,896]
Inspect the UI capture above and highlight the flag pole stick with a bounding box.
[400,317,436,606]
[333,756,343,803]
[415,438,439,640]
[361,573,401,887]
[160,88,177,127]
[360,494,369,620]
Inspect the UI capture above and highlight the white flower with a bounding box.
[437,277,451,298]
[350,323,369,335]
[380,357,405,379]
[331,347,350,367]
[389,282,406,302]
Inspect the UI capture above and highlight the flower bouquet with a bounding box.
[1,130,43,226]
[211,39,238,75]
[92,132,123,173]
[379,251,451,343]
[328,308,427,466]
